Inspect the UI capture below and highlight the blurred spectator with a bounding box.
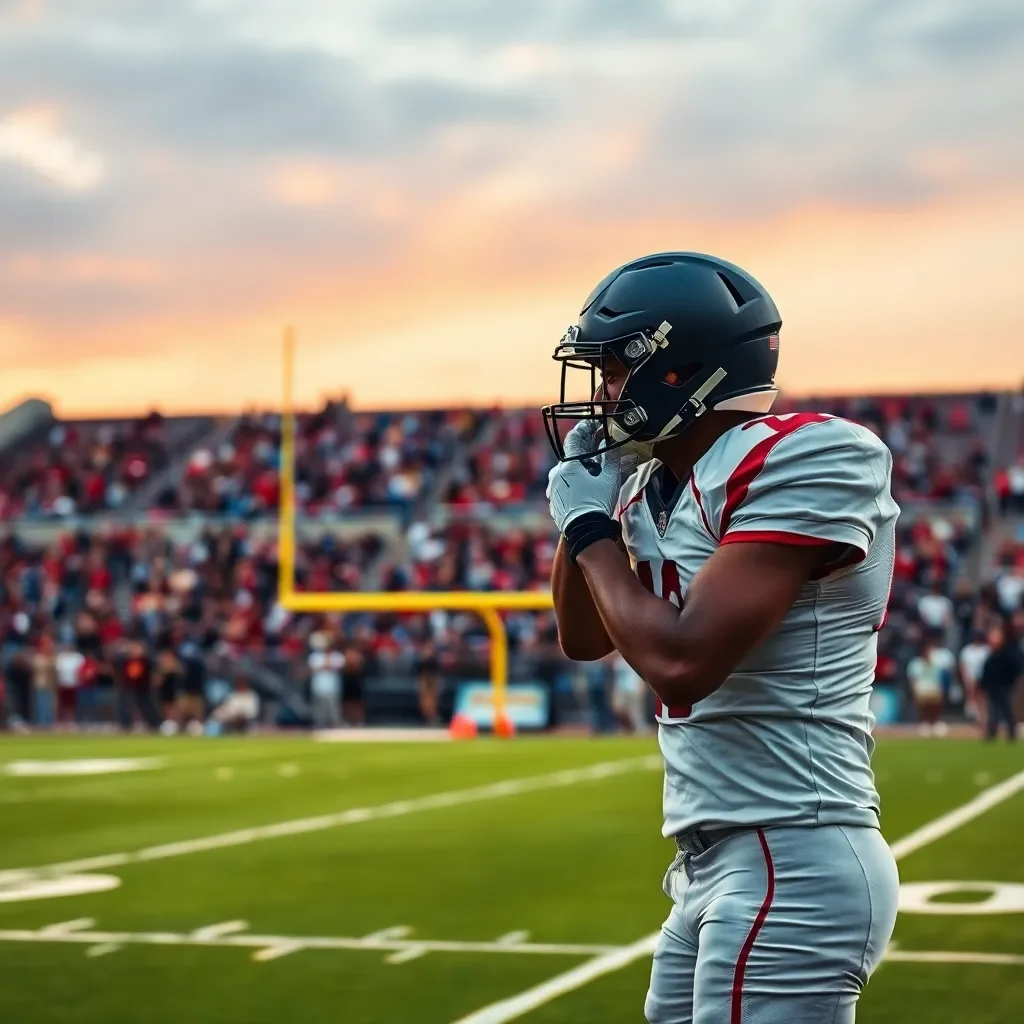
[995,558,1024,616]
[918,581,954,633]
[341,642,367,726]
[31,635,57,728]
[308,630,344,728]
[210,677,260,732]
[54,643,84,725]
[415,639,442,726]
[117,639,160,731]
[1004,458,1024,514]
[952,578,977,648]
[176,629,208,730]
[5,649,33,727]
[959,630,992,724]
[906,637,949,736]
[155,644,184,728]
[980,624,1021,742]
[610,654,650,734]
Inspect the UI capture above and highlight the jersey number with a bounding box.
[635,559,691,721]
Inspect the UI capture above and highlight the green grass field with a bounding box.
[0,734,1022,1023]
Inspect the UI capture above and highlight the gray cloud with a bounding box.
[0,33,539,158]
[0,166,115,251]
[826,0,1024,64]
[1,0,1022,333]
[379,0,710,44]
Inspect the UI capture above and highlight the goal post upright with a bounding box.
[278,325,297,609]
[275,328,553,732]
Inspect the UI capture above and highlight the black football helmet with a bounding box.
[542,252,782,461]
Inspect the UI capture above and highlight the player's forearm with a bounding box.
[575,539,710,704]
[551,538,614,661]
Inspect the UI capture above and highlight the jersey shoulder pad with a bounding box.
[696,413,897,552]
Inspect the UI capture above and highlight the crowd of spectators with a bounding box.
[0,524,387,732]
[874,515,1024,733]
[394,520,555,593]
[0,391,1020,735]
[159,401,486,518]
[994,456,1024,514]
[440,409,554,507]
[0,413,204,520]
[1,392,994,524]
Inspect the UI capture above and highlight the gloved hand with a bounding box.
[546,422,638,534]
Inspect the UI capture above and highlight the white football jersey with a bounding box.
[615,412,899,837]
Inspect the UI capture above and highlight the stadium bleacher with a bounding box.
[0,389,1021,733]
[0,413,213,519]
[161,402,486,516]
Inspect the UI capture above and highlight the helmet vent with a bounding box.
[716,271,748,308]
[597,305,629,319]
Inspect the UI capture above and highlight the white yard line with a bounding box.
[885,949,1024,967]
[450,767,1024,1024]
[4,755,661,880]
[888,769,1024,860]
[0,921,1018,973]
[448,935,662,1024]
[0,921,621,960]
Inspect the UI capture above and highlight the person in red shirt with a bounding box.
[116,639,160,731]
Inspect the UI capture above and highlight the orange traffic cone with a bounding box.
[449,714,478,740]
[493,712,516,738]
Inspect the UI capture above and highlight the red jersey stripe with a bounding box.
[721,413,829,534]
[689,475,718,540]
[730,828,776,1023]
[616,489,645,522]
[719,529,833,547]
[720,530,865,581]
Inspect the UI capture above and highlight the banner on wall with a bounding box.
[454,682,550,731]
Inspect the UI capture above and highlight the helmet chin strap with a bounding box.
[609,370,779,461]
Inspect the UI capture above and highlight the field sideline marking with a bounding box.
[884,948,1024,967]
[888,769,1024,860]
[5,755,662,880]
[0,920,1018,971]
[0,920,621,960]
[449,768,1024,1024]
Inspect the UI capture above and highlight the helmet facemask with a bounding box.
[541,323,734,463]
[541,325,656,462]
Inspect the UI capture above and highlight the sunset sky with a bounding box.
[1,0,1022,418]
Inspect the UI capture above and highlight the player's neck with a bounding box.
[653,411,755,480]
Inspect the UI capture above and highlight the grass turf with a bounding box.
[0,734,1021,1023]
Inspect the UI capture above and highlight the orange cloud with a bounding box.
[1,254,165,285]
[2,185,1022,418]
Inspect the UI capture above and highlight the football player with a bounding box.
[544,253,900,1023]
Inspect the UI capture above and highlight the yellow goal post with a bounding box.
[275,328,554,726]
